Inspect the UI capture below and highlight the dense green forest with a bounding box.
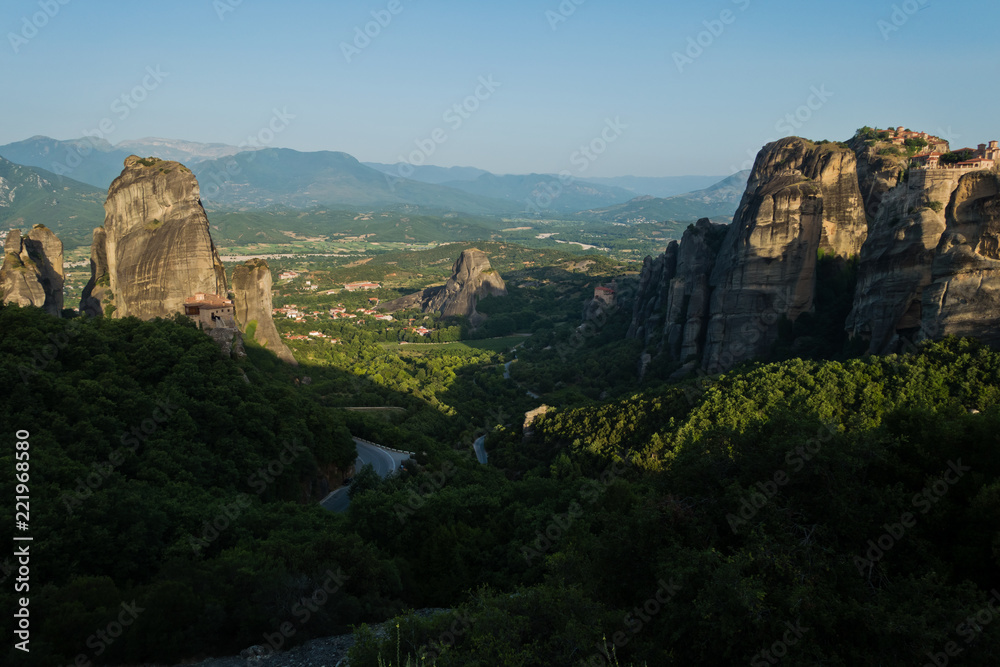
[349,338,1000,665]
[4,267,1000,664]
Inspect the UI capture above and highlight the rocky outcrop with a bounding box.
[80,227,109,317]
[231,258,296,364]
[1,225,64,316]
[81,156,227,319]
[702,138,868,371]
[627,131,1000,376]
[627,218,726,364]
[380,248,507,323]
[627,244,677,348]
[663,219,727,362]
[920,171,1000,347]
[848,135,906,222]
[845,168,963,352]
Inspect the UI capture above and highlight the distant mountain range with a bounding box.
[580,175,727,198]
[577,170,751,224]
[0,136,132,191]
[438,172,638,213]
[0,136,262,191]
[365,164,727,208]
[0,135,749,248]
[0,155,105,248]
[364,162,491,185]
[116,137,254,163]
[190,149,523,214]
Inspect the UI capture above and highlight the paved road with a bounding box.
[473,435,488,465]
[321,439,412,513]
[503,348,539,398]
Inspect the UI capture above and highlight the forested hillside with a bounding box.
[350,338,1000,665]
[4,307,1000,665]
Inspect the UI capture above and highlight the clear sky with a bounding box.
[1,0,998,177]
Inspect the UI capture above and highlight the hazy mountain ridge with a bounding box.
[0,136,738,225]
[363,162,491,184]
[439,172,637,213]
[0,135,133,190]
[0,136,260,190]
[116,137,258,163]
[0,155,106,247]
[191,148,523,214]
[580,174,726,198]
[577,170,750,224]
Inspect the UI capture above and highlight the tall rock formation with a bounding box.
[627,244,677,348]
[629,129,1000,376]
[627,218,726,363]
[920,171,1000,346]
[848,135,906,222]
[1,225,64,316]
[81,156,227,319]
[380,248,507,323]
[231,258,296,364]
[702,138,868,370]
[80,227,109,316]
[845,168,963,352]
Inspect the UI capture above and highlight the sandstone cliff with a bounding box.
[1,225,64,316]
[627,218,726,364]
[627,244,677,349]
[845,168,963,352]
[81,156,227,319]
[231,258,296,365]
[380,248,507,322]
[80,227,109,317]
[629,131,1000,375]
[702,138,868,371]
[848,135,906,222]
[920,171,1000,347]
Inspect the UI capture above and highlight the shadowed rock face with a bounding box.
[231,258,296,365]
[848,135,905,223]
[702,138,868,371]
[1,225,64,316]
[845,169,962,352]
[80,227,109,317]
[81,156,227,319]
[627,218,726,364]
[921,171,1000,347]
[630,135,1000,374]
[380,248,507,322]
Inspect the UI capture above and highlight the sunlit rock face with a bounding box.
[81,156,227,319]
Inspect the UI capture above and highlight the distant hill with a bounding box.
[367,166,728,201]
[0,136,132,190]
[0,136,259,191]
[577,170,750,224]
[440,172,636,213]
[115,137,255,164]
[580,175,727,198]
[0,155,105,248]
[363,162,491,185]
[191,148,521,214]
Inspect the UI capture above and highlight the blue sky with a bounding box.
[1,0,998,177]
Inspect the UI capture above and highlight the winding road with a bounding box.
[320,439,413,513]
[473,435,488,465]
